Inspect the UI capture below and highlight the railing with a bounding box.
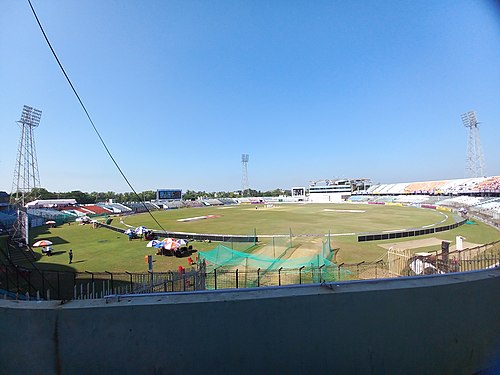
[0,241,498,301]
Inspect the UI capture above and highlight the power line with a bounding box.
[27,0,166,231]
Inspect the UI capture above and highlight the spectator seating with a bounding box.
[79,205,113,215]
[203,199,224,206]
[474,176,500,192]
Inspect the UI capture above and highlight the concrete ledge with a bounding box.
[1,268,499,375]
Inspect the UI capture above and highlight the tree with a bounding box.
[31,188,55,200]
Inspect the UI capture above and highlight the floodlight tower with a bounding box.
[10,105,42,247]
[461,111,485,178]
[241,154,249,197]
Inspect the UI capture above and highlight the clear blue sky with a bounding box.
[1,0,499,193]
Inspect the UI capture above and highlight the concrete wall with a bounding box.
[1,268,499,375]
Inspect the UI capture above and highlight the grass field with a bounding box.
[116,203,456,235]
[26,203,500,273]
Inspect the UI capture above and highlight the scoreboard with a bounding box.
[292,187,305,197]
[157,189,182,200]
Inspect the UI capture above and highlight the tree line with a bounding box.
[12,188,292,204]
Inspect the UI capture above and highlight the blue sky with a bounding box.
[1,1,499,193]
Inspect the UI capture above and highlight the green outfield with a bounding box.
[117,203,455,235]
[26,203,500,273]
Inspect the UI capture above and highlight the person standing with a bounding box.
[69,249,73,264]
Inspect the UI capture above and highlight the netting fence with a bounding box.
[0,240,498,300]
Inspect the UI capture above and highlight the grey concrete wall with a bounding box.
[1,268,499,375]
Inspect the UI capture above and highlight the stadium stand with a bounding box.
[0,211,16,229]
[79,205,113,215]
[61,209,83,217]
[477,200,500,211]
[347,195,370,203]
[122,202,157,213]
[368,184,380,193]
[25,199,77,208]
[0,191,10,210]
[394,195,431,204]
[370,196,396,203]
[358,177,499,196]
[377,184,396,194]
[183,200,204,208]
[27,208,76,223]
[203,199,224,206]
[386,183,409,194]
[162,201,184,209]
[404,180,448,194]
[474,176,500,192]
[450,177,489,194]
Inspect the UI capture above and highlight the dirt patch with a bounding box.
[244,205,282,211]
[176,215,221,222]
[254,237,322,260]
[284,239,323,259]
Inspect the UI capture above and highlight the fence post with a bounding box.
[273,237,275,259]
[126,271,133,294]
[235,269,239,289]
[214,268,218,290]
[376,260,383,278]
[105,271,114,293]
[299,266,305,284]
[85,271,94,298]
[169,271,174,292]
[148,270,154,292]
[337,263,344,280]
[357,261,365,279]
[257,268,260,287]
[319,264,325,283]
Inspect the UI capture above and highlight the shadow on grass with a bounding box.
[38,236,70,246]
[49,251,67,256]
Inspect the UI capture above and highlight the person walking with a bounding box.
[69,249,73,264]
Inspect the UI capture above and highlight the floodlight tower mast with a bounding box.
[461,111,485,178]
[10,105,42,247]
[241,154,249,197]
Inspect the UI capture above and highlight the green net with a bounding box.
[200,244,320,270]
[199,245,351,289]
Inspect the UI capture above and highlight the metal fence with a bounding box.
[0,266,203,301]
[0,240,498,300]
